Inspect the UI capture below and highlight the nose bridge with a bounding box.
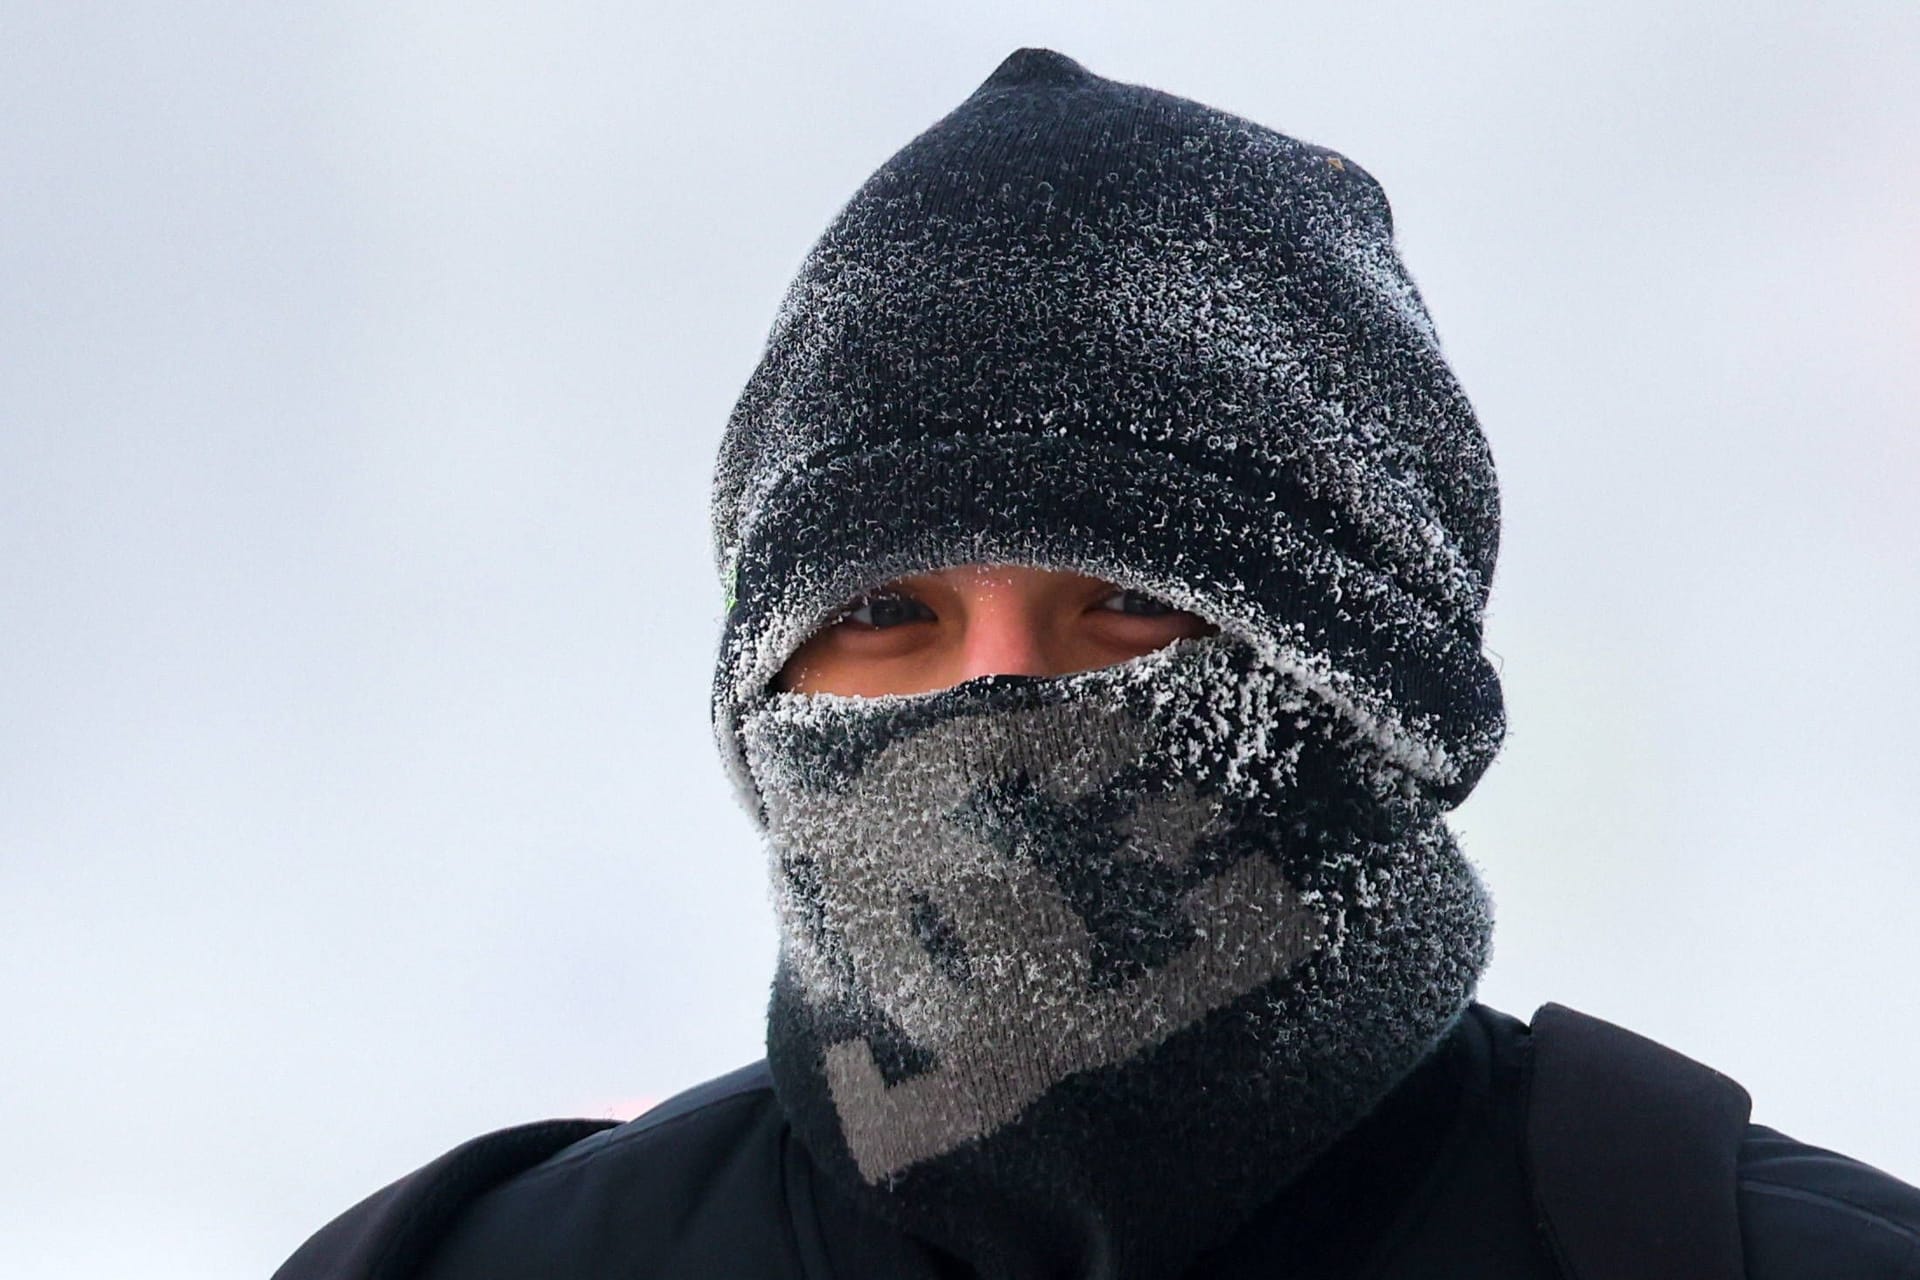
[955,574,1056,680]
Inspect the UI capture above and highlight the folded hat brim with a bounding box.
[712,431,1502,824]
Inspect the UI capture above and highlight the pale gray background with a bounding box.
[4,3,1916,1277]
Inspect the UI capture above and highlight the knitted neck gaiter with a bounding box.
[708,45,1509,1280]
[743,635,1491,1279]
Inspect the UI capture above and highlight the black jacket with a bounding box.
[276,1005,1920,1279]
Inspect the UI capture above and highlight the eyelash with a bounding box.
[1102,590,1177,618]
[836,591,936,629]
[833,588,1175,630]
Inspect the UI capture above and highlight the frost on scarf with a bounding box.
[745,634,1492,1279]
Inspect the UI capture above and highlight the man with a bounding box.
[277,47,1920,1280]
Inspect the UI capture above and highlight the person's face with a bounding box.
[774,563,1218,697]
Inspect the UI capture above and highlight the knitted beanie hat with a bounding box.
[710,48,1502,813]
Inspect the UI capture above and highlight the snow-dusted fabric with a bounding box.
[710,47,1503,825]
[708,44,1507,1280]
[743,634,1491,1278]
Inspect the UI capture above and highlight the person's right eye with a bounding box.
[835,590,935,630]
[1095,588,1179,617]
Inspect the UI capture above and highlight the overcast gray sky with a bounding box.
[4,4,1917,1277]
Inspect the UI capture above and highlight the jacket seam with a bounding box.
[1740,1177,1920,1248]
[493,1091,775,1187]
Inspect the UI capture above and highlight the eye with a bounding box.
[834,590,936,630]
[1096,588,1178,617]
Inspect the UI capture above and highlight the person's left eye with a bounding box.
[1097,589,1177,617]
[834,589,935,630]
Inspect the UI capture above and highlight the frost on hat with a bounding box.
[709,46,1505,820]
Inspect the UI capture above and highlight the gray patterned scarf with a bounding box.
[745,632,1492,1280]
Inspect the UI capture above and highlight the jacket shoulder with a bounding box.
[275,1062,793,1280]
[418,1060,801,1280]
[1516,1003,1920,1278]
[1738,1124,1920,1279]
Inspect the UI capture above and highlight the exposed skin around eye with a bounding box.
[774,564,1218,696]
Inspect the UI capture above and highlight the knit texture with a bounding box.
[710,44,1508,1280]
[744,634,1492,1279]
[710,47,1503,824]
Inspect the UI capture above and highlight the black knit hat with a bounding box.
[711,47,1504,819]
